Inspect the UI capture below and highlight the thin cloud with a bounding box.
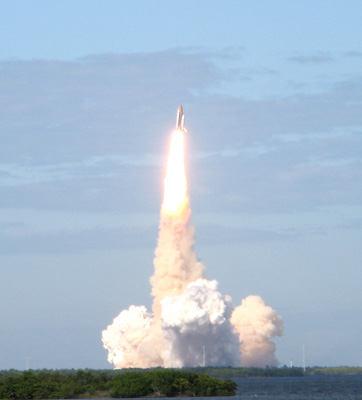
[287,52,334,64]
[0,224,157,254]
[0,49,361,216]
[345,50,362,58]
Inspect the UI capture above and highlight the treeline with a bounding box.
[0,369,236,399]
[184,366,305,378]
[111,370,236,397]
[306,366,362,376]
[0,370,110,399]
[183,366,362,378]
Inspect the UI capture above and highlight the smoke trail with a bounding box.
[151,129,205,318]
[102,125,284,368]
[102,130,208,368]
[231,295,284,367]
[150,204,205,319]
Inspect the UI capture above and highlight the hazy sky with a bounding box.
[1,0,361,369]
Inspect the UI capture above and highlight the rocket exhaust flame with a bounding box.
[102,107,283,368]
[162,130,188,216]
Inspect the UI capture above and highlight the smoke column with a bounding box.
[102,124,283,368]
[161,279,241,368]
[151,131,205,319]
[231,296,284,367]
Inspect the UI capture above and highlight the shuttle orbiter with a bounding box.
[176,105,185,131]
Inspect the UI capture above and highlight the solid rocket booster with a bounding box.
[176,105,185,131]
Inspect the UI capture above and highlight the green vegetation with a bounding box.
[183,366,362,378]
[1,366,361,399]
[0,369,236,399]
[0,370,111,400]
[306,366,362,376]
[111,370,236,398]
[184,366,305,378]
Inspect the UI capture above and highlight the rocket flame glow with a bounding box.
[102,109,283,368]
[162,130,188,216]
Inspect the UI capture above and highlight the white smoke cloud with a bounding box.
[161,278,241,368]
[102,305,153,368]
[231,295,284,367]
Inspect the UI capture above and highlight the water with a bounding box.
[81,375,362,400]
[233,375,362,399]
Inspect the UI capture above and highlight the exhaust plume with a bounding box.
[161,130,188,216]
[102,120,283,368]
[102,305,153,368]
[161,279,241,368]
[231,295,284,367]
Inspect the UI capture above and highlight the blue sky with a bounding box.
[1,1,361,369]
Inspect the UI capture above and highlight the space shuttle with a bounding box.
[176,105,186,131]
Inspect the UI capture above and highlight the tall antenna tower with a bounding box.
[302,345,306,372]
[26,357,30,371]
[202,346,205,367]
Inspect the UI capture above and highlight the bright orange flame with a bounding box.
[162,130,188,215]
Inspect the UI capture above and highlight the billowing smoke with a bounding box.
[161,279,241,368]
[231,295,284,367]
[102,305,153,368]
[102,128,283,368]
